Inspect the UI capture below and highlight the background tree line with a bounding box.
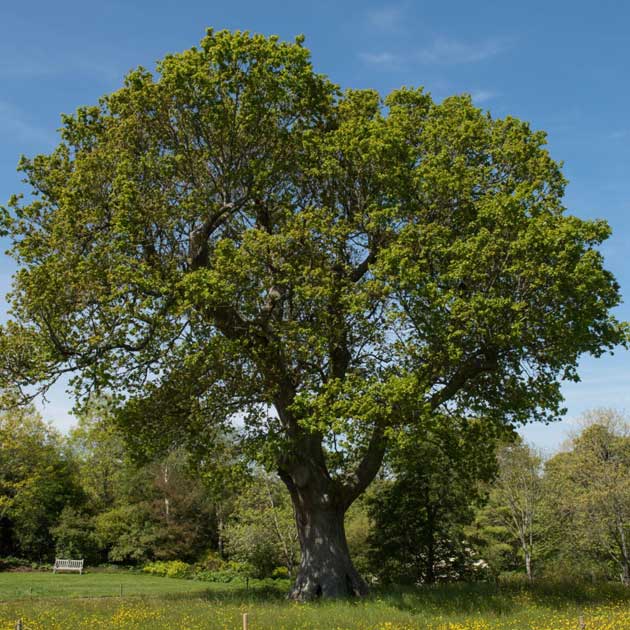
[2,402,630,586]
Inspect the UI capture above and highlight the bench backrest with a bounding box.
[54,559,84,568]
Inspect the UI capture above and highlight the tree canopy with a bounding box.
[544,410,630,584]
[367,417,502,584]
[0,407,83,559]
[0,29,625,598]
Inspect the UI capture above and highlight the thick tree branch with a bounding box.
[188,202,235,270]
[428,350,499,410]
[350,249,376,282]
[341,423,387,509]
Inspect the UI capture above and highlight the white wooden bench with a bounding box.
[53,558,84,574]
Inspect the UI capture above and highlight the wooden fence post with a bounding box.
[579,614,585,629]
[242,612,248,630]
[15,619,23,630]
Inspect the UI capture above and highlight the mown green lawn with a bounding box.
[0,571,216,600]
[1,573,630,630]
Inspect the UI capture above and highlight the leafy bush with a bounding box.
[193,561,254,583]
[193,569,243,583]
[142,560,191,578]
[539,555,615,584]
[0,557,32,571]
[52,507,102,565]
[95,505,159,564]
[271,566,289,579]
[255,577,283,590]
[195,550,226,572]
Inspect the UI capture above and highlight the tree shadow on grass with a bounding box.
[372,580,630,616]
[156,578,630,618]
[517,579,630,608]
[372,583,516,616]
[160,582,290,604]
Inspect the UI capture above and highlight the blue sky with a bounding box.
[0,1,629,449]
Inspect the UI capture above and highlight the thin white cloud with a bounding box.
[359,36,509,70]
[366,5,406,32]
[415,37,508,64]
[358,51,402,69]
[0,49,124,84]
[0,101,57,147]
[470,89,498,104]
[609,130,628,140]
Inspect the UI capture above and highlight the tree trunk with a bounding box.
[217,512,224,557]
[290,495,367,600]
[617,516,630,586]
[426,535,436,584]
[525,551,533,583]
[274,396,385,601]
[279,465,368,600]
[425,507,436,584]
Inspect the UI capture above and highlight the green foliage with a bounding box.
[0,406,84,560]
[94,504,159,564]
[142,560,191,578]
[193,563,251,583]
[224,472,299,578]
[0,28,622,491]
[540,410,630,584]
[271,566,290,579]
[143,557,269,583]
[51,506,101,564]
[0,28,626,592]
[67,399,128,511]
[465,518,517,581]
[0,556,32,571]
[67,402,222,564]
[196,549,227,572]
[344,498,372,577]
[367,418,502,584]
[0,396,247,571]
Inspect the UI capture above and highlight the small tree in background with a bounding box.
[543,410,630,584]
[478,440,543,582]
[0,406,83,561]
[367,418,503,584]
[224,472,299,578]
[68,399,128,512]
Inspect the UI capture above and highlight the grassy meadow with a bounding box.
[1,573,630,630]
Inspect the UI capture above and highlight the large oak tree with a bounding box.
[0,30,625,599]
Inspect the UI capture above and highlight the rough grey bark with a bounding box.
[273,386,385,601]
[279,466,368,600]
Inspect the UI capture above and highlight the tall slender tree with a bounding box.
[0,29,625,599]
[480,441,543,582]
